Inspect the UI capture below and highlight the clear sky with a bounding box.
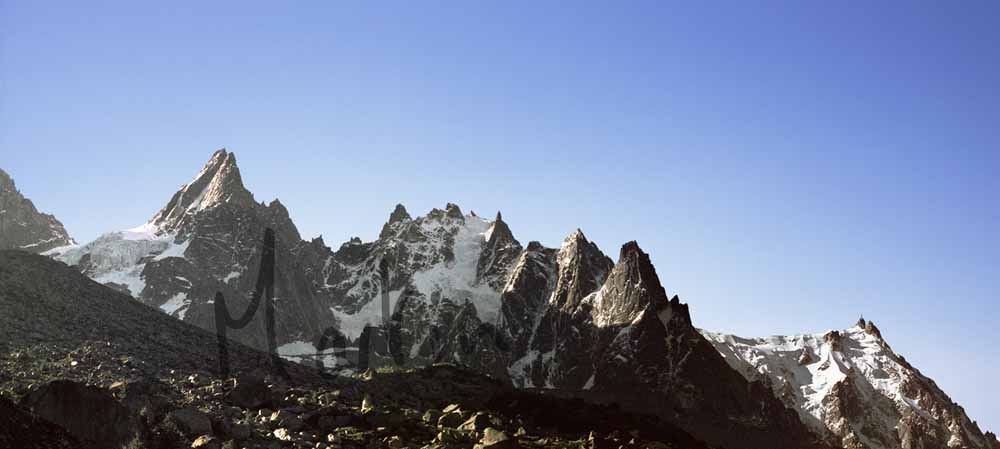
[2,1,998,432]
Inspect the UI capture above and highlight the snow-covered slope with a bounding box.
[701,320,998,449]
[325,207,507,340]
[45,224,188,304]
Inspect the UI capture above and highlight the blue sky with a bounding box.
[2,1,998,432]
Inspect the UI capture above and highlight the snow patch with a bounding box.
[331,290,403,340]
[409,216,501,325]
[159,293,190,319]
[277,340,345,370]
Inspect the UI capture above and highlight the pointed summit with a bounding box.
[445,202,463,219]
[379,204,412,239]
[476,209,522,289]
[388,204,411,224]
[592,241,683,327]
[149,149,255,232]
[550,229,614,311]
[484,211,515,246]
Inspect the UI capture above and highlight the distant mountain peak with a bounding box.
[477,209,522,290]
[484,210,515,247]
[565,228,587,242]
[0,168,75,253]
[148,149,255,232]
[444,202,463,218]
[548,228,613,311]
[591,240,675,327]
[380,203,412,239]
[389,203,411,223]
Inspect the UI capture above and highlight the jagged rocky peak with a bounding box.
[854,316,884,340]
[550,229,614,311]
[379,203,412,239]
[663,294,692,327]
[445,202,463,219]
[148,148,256,232]
[864,319,883,340]
[591,240,681,327]
[421,202,462,222]
[476,210,523,289]
[484,211,516,245]
[0,168,75,253]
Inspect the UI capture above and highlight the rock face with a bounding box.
[51,149,338,351]
[0,168,74,253]
[702,323,1000,449]
[501,240,828,449]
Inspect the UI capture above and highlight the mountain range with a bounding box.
[3,150,997,449]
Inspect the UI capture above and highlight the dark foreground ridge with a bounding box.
[0,250,713,449]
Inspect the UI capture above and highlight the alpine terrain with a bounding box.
[703,321,1000,449]
[0,168,75,253]
[1,250,709,449]
[9,149,994,449]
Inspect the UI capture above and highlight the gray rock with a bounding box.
[459,412,500,435]
[438,410,465,429]
[228,375,270,409]
[422,409,442,424]
[273,428,292,441]
[191,435,221,449]
[169,407,213,437]
[476,427,517,448]
[228,422,251,440]
[0,169,74,254]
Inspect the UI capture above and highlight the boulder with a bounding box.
[191,435,221,449]
[272,428,292,441]
[227,422,251,440]
[459,412,501,434]
[438,410,465,429]
[21,379,142,448]
[168,407,213,437]
[476,427,518,448]
[228,375,270,409]
[422,409,442,425]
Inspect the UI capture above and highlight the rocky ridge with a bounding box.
[702,321,1000,449]
[0,168,75,253]
[0,250,711,449]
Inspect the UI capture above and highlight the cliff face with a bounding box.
[0,168,74,253]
